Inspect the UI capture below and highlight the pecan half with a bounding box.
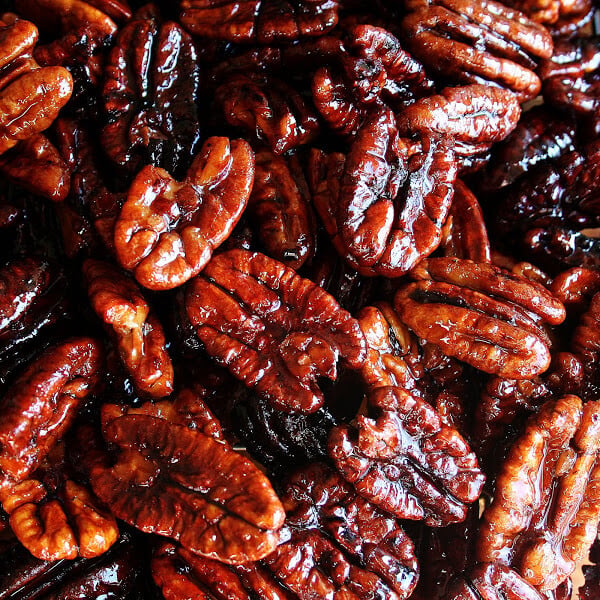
[90,414,285,564]
[185,249,367,413]
[114,137,254,290]
[329,386,485,526]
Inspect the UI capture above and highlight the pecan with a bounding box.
[185,249,367,413]
[179,0,339,43]
[395,257,566,378]
[215,73,319,155]
[101,8,201,173]
[336,106,457,276]
[550,267,600,313]
[0,338,102,482]
[90,414,285,563]
[571,290,600,400]
[329,386,485,526]
[248,151,316,270]
[478,395,600,591]
[83,259,174,398]
[114,137,254,290]
[401,0,553,102]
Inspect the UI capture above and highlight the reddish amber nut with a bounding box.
[329,386,485,526]
[83,259,174,397]
[185,249,367,413]
[101,8,200,172]
[501,0,593,36]
[179,0,339,43]
[114,137,254,291]
[478,395,600,591]
[395,258,566,379]
[401,0,553,102]
[248,151,316,270]
[550,267,600,312]
[90,414,285,564]
[0,338,103,482]
[216,73,319,155]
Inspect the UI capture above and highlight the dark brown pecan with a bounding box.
[478,395,600,591]
[440,179,490,262]
[396,85,521,165]
[395,257,566,379]
[179,0,339,43]
[329,386,485,526]
[335,106,457,276]
[0,134,70,202]
[0,338,102,482]
[401,0,553,102]
[114,137,254,290]
[101,8,200,173]
[550,267,600,313]
[84,259,174,398]
[216,74,319,155]
[248,151,316,270]
[571,290,600,400]
[90,414,285,564]
[185,249,367,413]
[0,16,73,155]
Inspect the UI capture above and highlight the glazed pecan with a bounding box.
[501,0,593,36]
[395,257,566,378]
[90,414,285,564]
[101,8,200,173]
[401,0,553,102]
[571,290,600,399]
[335,106,457,276]
[550,266,600,313]
[329,386,485,526]
[83,259,173,397]
[0,338,102,482]
[0,16,73,155]
[216,74,319,155]
[179,0,339,43]
[478,395,600,591]
[185,249,367,413]
[114,137,254,290]
[248,151,315,270]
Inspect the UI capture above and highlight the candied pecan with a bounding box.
[90,414,285,564]
[329,386,485,526]
[248,151,316,270]
[114,137,254,290]
[101,8,201,173]
[0,134,70,202]
[179,0,339,43]
[501,0,593,36]
[550,266,600,313]
[395,257,566,378]
[440,179,490,262]
[185,249,366,413]
[401,0,553,102]
[570,290,600,399]
[335,106,456,276]
[216,74,319,155]
[0,338,102,482]
[478,395,600,591]
[83,259,173,398]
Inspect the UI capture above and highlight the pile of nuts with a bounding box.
[1,0,600,598]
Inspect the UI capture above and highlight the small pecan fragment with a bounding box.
[401,0,553,102]
[0,338,102,482]
[185,249,367,413]
[248,151,316,270]
[329,386,485,526]
[336,106,457,276]
[179,0,339,43]
[90,414,285,564]
[395,257,566,379]
[101,8,200,172]
[114,137,254,290]
[478,395,600,591]
[84,259,173,397]
[216,74,319,155]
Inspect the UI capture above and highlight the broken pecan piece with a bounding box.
[114,137,254,290]
[478,395,600,591]
[185,249,367,413]
[90,414,285,564]
[329,386,485,526]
